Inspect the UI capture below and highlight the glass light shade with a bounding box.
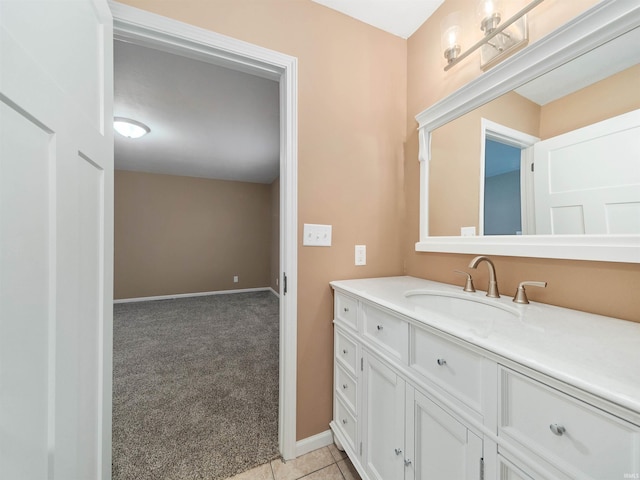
[114,117,150,139]
[477,0,503,33]
[441,12,462,64]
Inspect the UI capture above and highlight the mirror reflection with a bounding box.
[428,27,640,237]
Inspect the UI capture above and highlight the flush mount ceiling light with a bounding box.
[442,0,544,72]
[114,117,150,139]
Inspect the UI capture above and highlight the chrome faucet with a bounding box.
[468,256,500,298]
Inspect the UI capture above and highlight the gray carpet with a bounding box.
[112,292,280,480]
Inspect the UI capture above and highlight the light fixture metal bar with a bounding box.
[444,0,545,71]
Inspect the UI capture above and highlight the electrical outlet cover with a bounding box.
[355,245,366,266]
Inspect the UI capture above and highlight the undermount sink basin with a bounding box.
[404,289,520,323]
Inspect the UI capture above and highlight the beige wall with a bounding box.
[117,0,408,440]
[115,0,639,446]
[405,0,640,324]
[114,170,272,299]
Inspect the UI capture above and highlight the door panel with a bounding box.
[0,1,113,478]
[411,389,483,480]
[363,353,405,480]
[533,110,640,234]
[1,0,104,130]
[0,98,54,480]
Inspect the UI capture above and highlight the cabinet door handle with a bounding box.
[376,325,384,331]
[343,307,349,313]
[342,418,348,425]
[342,384,348,390]
[342,349,348,354]
[404,459,412,467]
[549,423,566,436]
[394,448,402,455]
[437,358,447,366]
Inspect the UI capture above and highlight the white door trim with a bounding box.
[109,1,298,460]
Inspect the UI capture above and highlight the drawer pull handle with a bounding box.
[342,349,348,354]
[549,424,566,436]
[404,459,412,467]
[342,384,348,390]
[394,448,402,455]
[342,418,348,425]
[437,358,447,366]
[343,307,349,312]
[376,325,384,331]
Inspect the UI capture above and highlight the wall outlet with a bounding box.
[233,275,239,283]
[355,245,366,266]
[461,226,477,236]
[303,223,332,246]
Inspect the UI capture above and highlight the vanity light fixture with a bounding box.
[113,117,150,139]
[441,12,463,65]
[443,0,544,72]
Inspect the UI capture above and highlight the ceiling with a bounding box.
[311,0,444,38]
[114,40,280,184]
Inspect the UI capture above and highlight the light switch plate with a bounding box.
[355,245,366,266]
[303,223,332,246]
[461,226,476,236]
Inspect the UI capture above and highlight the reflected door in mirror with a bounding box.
[534,109,640,235]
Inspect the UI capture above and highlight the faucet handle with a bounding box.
[513,281,547,304]
[454,270,476,293]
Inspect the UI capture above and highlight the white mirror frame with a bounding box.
[415,0,640,263]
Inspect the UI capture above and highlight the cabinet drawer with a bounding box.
[335,363,357,413]
[410,326,483,412]
[336,329,358,375]
[335,292,357,330]
[499,367,640,479]
[362,304,408,363]
[335,396,357,452]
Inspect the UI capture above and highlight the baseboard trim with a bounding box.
[295,429,334,457]
[114,287,272,304]
[270,287,280,298]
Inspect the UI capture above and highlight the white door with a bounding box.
[0,1,113,479]
[533,109,640,234]
[406,388,483,480]
[362,353,405,480]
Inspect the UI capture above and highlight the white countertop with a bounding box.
[330,276,640,417]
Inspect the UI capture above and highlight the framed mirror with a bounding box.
[415,0,640,263]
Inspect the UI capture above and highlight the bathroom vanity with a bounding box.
[330,276,640,480]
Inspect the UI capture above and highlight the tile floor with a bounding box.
[226,444,362,480]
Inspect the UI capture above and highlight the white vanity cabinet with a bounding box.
[330,277,640,480]
[361,353,484,480]
[498,367,640,479]
[361,353,405,480]
[406,386,484,479]
[331,290,486,480]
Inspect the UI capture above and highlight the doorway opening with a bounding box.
[483,139,523,235]
[111,0,298,469]
[480,119,539,236]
